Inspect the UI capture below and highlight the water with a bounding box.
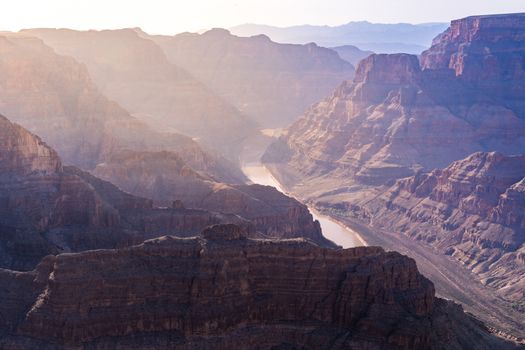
[242,162,366,248]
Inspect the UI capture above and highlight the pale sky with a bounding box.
[1,0,524,35]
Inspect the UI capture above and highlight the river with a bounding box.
[242,162,366,248]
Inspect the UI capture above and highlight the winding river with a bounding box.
[242,162,366,248]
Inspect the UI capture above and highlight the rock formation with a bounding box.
[92,150,329,246]
[0,32,245,183]
[147,28,354,127]
[263,13,525,199]
[22,28,257,161]
[350,152,525,303]
[0,115,332,270]
[0,224,513,349]
[262,13,525,339]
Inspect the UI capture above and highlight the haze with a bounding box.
[2,0,524,34]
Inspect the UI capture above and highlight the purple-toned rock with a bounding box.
[361,152,525,301]
[0,225,512,349]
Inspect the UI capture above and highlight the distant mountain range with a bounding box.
[230,21,449,54]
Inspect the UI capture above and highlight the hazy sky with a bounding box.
[1,0,524,34]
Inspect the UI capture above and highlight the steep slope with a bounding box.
[420,13,525,115]
[0,33,245,183]
[264,14,525,199]
[0,114,254,271]
[92,150,329,246]
[0,224,514,349]
[148,28,354,127]
[352,152,525,303]
[22,28,257,160]
[262,13,525,339]
[230,21,448,53]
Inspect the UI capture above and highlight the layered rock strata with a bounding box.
[0,224,513,349]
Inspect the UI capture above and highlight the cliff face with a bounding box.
[0,225,512,349]
[148,29,354,127]
[262,14,525,338]
[420,13,525,113]
[0,115,61,176]
[0,33,245,184]
[0,115,253,270]
[93,150,328,246]
[23,28,257,161]
[358,152,525,302]
[0,115,333,270]
[263,14,525,198]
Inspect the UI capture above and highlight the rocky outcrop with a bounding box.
[22,28,257,161]
[147,28,354,127]
[0,33,245,184]
[0,225,513,349]
[420,13,525,114]
[93,150,329,246]
[0,115,61,176]
[353,152,525,303]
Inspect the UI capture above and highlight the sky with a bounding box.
[1,0,524,35]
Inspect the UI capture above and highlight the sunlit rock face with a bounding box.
[23,28,258,161]
[263,13,525,197]
[147,28,354,128]
[361,152,525,301]
[0,225,512,349]
[0,33,246,184]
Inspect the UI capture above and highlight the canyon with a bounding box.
[263,13,525,340]
[0,10,522,349]
[0,113,508,348]
[92,150,331,246]
[0,114,327,270]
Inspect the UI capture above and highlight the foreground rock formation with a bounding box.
[0,224,513,349]
[147,28,354,127]
[23,28,257,160]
